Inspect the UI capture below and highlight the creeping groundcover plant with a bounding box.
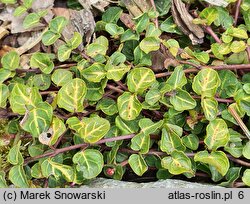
[0,0,250,188]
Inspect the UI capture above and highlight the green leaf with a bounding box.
[128,154,148,176]
[146,23,162,38]
[120,29,140,42]
[201,97,218,121]
[49,16,68,33]
[155,0,171,16]
[135,13,149,33]
[32,74,51,91]
[242,169,250,186]
[67,116,110,143]
[117,92,142,121]
[57,44,72,62]
[115,116,139,135]
[31,163,43,179]
[9,83,42,115]
[42,31,61,46]
[194,150,229,176]
[7,141,24,165]
[133,46,152,66]
[219,167,241,187]
[131,133,150,154]
[67,32,82,49]
[0,68,12,83]
[51,69,73,87]
[86,43,107,58]
[57,78,87,113]
[0,84,9,108]
[9,165,29,188]
[73,149,104,179]
[127,67,156,94]
[165,66,187,90]
[1,0,17,4]
[160,127,185,154]
[139,37,160,54]
[96,98,118,116]
[23,0,34,8]
[20,102,53,137]
[199,7,218,25]
[81,63,106,82]
[214,7,233,29]
[170,89,197,111]
[48,160,74,182]
[30,52,54,74]
[28,144,44,157]
[230,41,246,53]
[204,119,229,151]
[193,51,210,64]
[161,150,194,175]
[105,23,124,36]
[14,6,27,16]
[192,68,221,97]
[160,16,181,34]
[139,118,163,135]
[218,70,241,98]
[162,39,180,57]
[145,89,161,106]
[102,7,122,23]
[1,51,20,70]
[182,134,199,150]
[23,13,40,29]
[105,63,130,81]
[0,171,7,187]
[243,141,250,159]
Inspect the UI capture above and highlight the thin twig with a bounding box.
[149,0,159,28]
[21,134,136,167]
[234,0,242,26]
[203,26,222,44]
[155,63,250,78]
[106,84,124,93]
[228,106,250,139]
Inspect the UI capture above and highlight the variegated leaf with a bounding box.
[57,78,87,113]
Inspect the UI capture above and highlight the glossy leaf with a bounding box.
[204,119,229,151]
[49,16,68,33]
[96,98,118,116]
[73,149,104,179]
[42,31,61,46]
[131,133,150,154]
[81,63,106,82]
[127,67,156,94]
[165,66,187,90]
[117,92,142,121]
[67,116,110,143]
[7,141,23,165]
[0,84,9,108]
[182,134,199,150]
[242,169,250,186]
[194,150,229,176]
[20,102,53,137]
[201,97,218,121]
[51,69,73,87]
[1,51,20,70]
[128,154,148,176]
[170,89,197,111]
[192,68,221,97]
[243,141,250,159]
[48,159,74,182]
[161,150,194,175]
[57,78,87,113]
[9,83,42,114]
[139,37,160,54]
[160,127,185,154]
[8,165,29,188]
